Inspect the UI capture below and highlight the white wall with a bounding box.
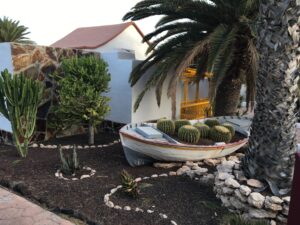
[95,25,149,60]
[0,43,13,132]
[100,52,133,124]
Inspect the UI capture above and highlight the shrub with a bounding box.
[157,119,175,135]
[194,122,210,139]
[209,125,232,143]
[121,170,139,198]
[222,123,235,136]
[178,125,200,144]
[0,69,43,157]
[52,55,111,145]
[59,145,80,175]
[174,119,191,132]
[204,118,220,127]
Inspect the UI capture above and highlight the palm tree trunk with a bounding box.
[242,0,300,196]
[214,73,242,116]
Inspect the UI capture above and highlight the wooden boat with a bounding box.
[119,116,251,167]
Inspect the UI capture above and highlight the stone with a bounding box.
[147,209,154,213]
[276,214,287,224]
[217,161,235,173]
[104,194,110,203]
[153,162,182,169]
[80,175,90,179]
[143,177,150,180]
[220,195,231,208]
[239,185,252,196]
[135,177,142,182]
[248,208,277,219]
[185,161,196,167]
[234,189,248,202]
[235,153,245,158]
[169,171,177,176]
[229,196,247,210]
[247,179,264,188]
[107,201,114,208]
[234,170,247,181]
[268,196,283,205]
[270,220,276,225]
[176,166,190,175]
[227,155,240,163]
[264,197,283,211]
[225,178,240,188]
[114,205,122,210]
[71,178,78,181]
[151,174,158,178]
[282,196,290,204]
[204,158,220,167]
[194,167,208,176]
[215,180,225,188]
[110,188,118,194]
[222,187,234,195]
[186,171,195,179]
[159,213,168,219]
[217,172,234,181]
[135,207,144,212]
[248,192,265,209]
[282,204,289,216]
[199,174,215,184]
[31,143,39,148]
[77,145,83,149]
[234,163,241,170]
[159,173,168,177]
[171,220,178,225]
[124,206,131,211]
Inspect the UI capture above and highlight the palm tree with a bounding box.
[0,17,34,44]
[123,0,259,117]
[242,0,300,196]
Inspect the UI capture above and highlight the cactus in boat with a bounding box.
[121,170,139,198]
[174,119,191,132]
[194,122,210,138]
[209,125,232,143]
[222,123,235,137]
[157,119,175,135]
[59,145,80,175]
[0,69,43,158]
[204,118,220,127]
[178,125,200,144]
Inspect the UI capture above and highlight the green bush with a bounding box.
[209,125,232,143]
[178,125,200,144]
[0,69,43,157]
[204,118,220,127]
[194,122,210,138]
[52,55,111,145]
[157,119,175,135]
[174,119,191,132]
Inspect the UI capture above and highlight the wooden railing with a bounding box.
[180,99,212,120]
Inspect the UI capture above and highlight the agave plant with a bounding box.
[120,170,139,197]
[59,145,80,175]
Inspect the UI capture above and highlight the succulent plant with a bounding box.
[194,122,210,139]
[174,119,191,132]
[204,118,220,127]
[59,145,80,175]
[157,119,175,135]
[209,125,232,143]
[178,125,200,144]
[121,170,139,198]
[222,123,235,137]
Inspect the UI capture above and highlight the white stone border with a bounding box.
[55,166,96,181]
[31,139,121,149]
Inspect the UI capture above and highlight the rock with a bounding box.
[247,179,264,188]
[248,192,265,209]
[227,155,240,163]
[151,174,158,178]
[248,208,277,219]
[55,171,59,177]
[135,177,142,182]
[107,201,114,208]
[104,194,110,203]
[276,214,287,224]
[264,197,283,211]
[225,178,240,188]
[234,170,247,181]
[199,174,215,184]
[135,207,144,212]
[176,166,190,175]
[143,177,150,180]
[186,170,195,179]
[80,174,90,179]
[220,195,231,208]
[97,145,103,148]
[204,158,220,166]
[159,213,168,219]
[159,173,168,177]
[77,145,83,149]
[234,163,241,170]
[270,220,276,225]
[268,196,283,205]
[71,178,78,181]
[229,196,247,210]
[90,145,96,148]
[215,180,225,188]
[217,172,234,181]
[169,171,177,176]
[124,206,131,211]
[282,204,289,216]
[31,143,39,148]
[235,153,245,158]
[114,205,122,210]
[110,188,118,194]
[282,196,290,204]
[185,161,196,167]
[240,185,252,196]
[40,144,45,148]
[153,162,182,169]
[147,209,154,213]
[222,187,234,195]
[234,189,248,202]
[217,161,235,173]
[194,167,208,176]
[171,220,178,225]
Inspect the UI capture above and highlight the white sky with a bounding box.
[1,0,160,46]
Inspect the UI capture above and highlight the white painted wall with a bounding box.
[0,43,13,132]
[95,25,148,60]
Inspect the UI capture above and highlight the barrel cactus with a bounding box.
[157,119,175,135]
[174,119,191,132]
[204,118,220,127]
[209,125,232,143]
[222,123,235,137]
[194,122,210,139]
[178,125,200,144]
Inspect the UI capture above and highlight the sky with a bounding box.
[1,0,160,46]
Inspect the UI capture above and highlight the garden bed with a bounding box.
[0,131,230,225]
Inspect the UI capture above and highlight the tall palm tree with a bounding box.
[0,17,34,44]
[123,0,259,117]
[242,0,300,196]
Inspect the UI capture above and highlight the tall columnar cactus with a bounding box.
[156,119,175,135]
[174,119,191,132]
[194,122,210,139]
[204,118,220,127]
[178,125,200,144]
[0,69,43,157]
[222,123,235,137]
[209,125,232,143]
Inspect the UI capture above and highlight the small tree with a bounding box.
[53,55,111,145]
[0,69,43,157]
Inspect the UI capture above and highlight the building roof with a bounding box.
[51,22,145,49]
